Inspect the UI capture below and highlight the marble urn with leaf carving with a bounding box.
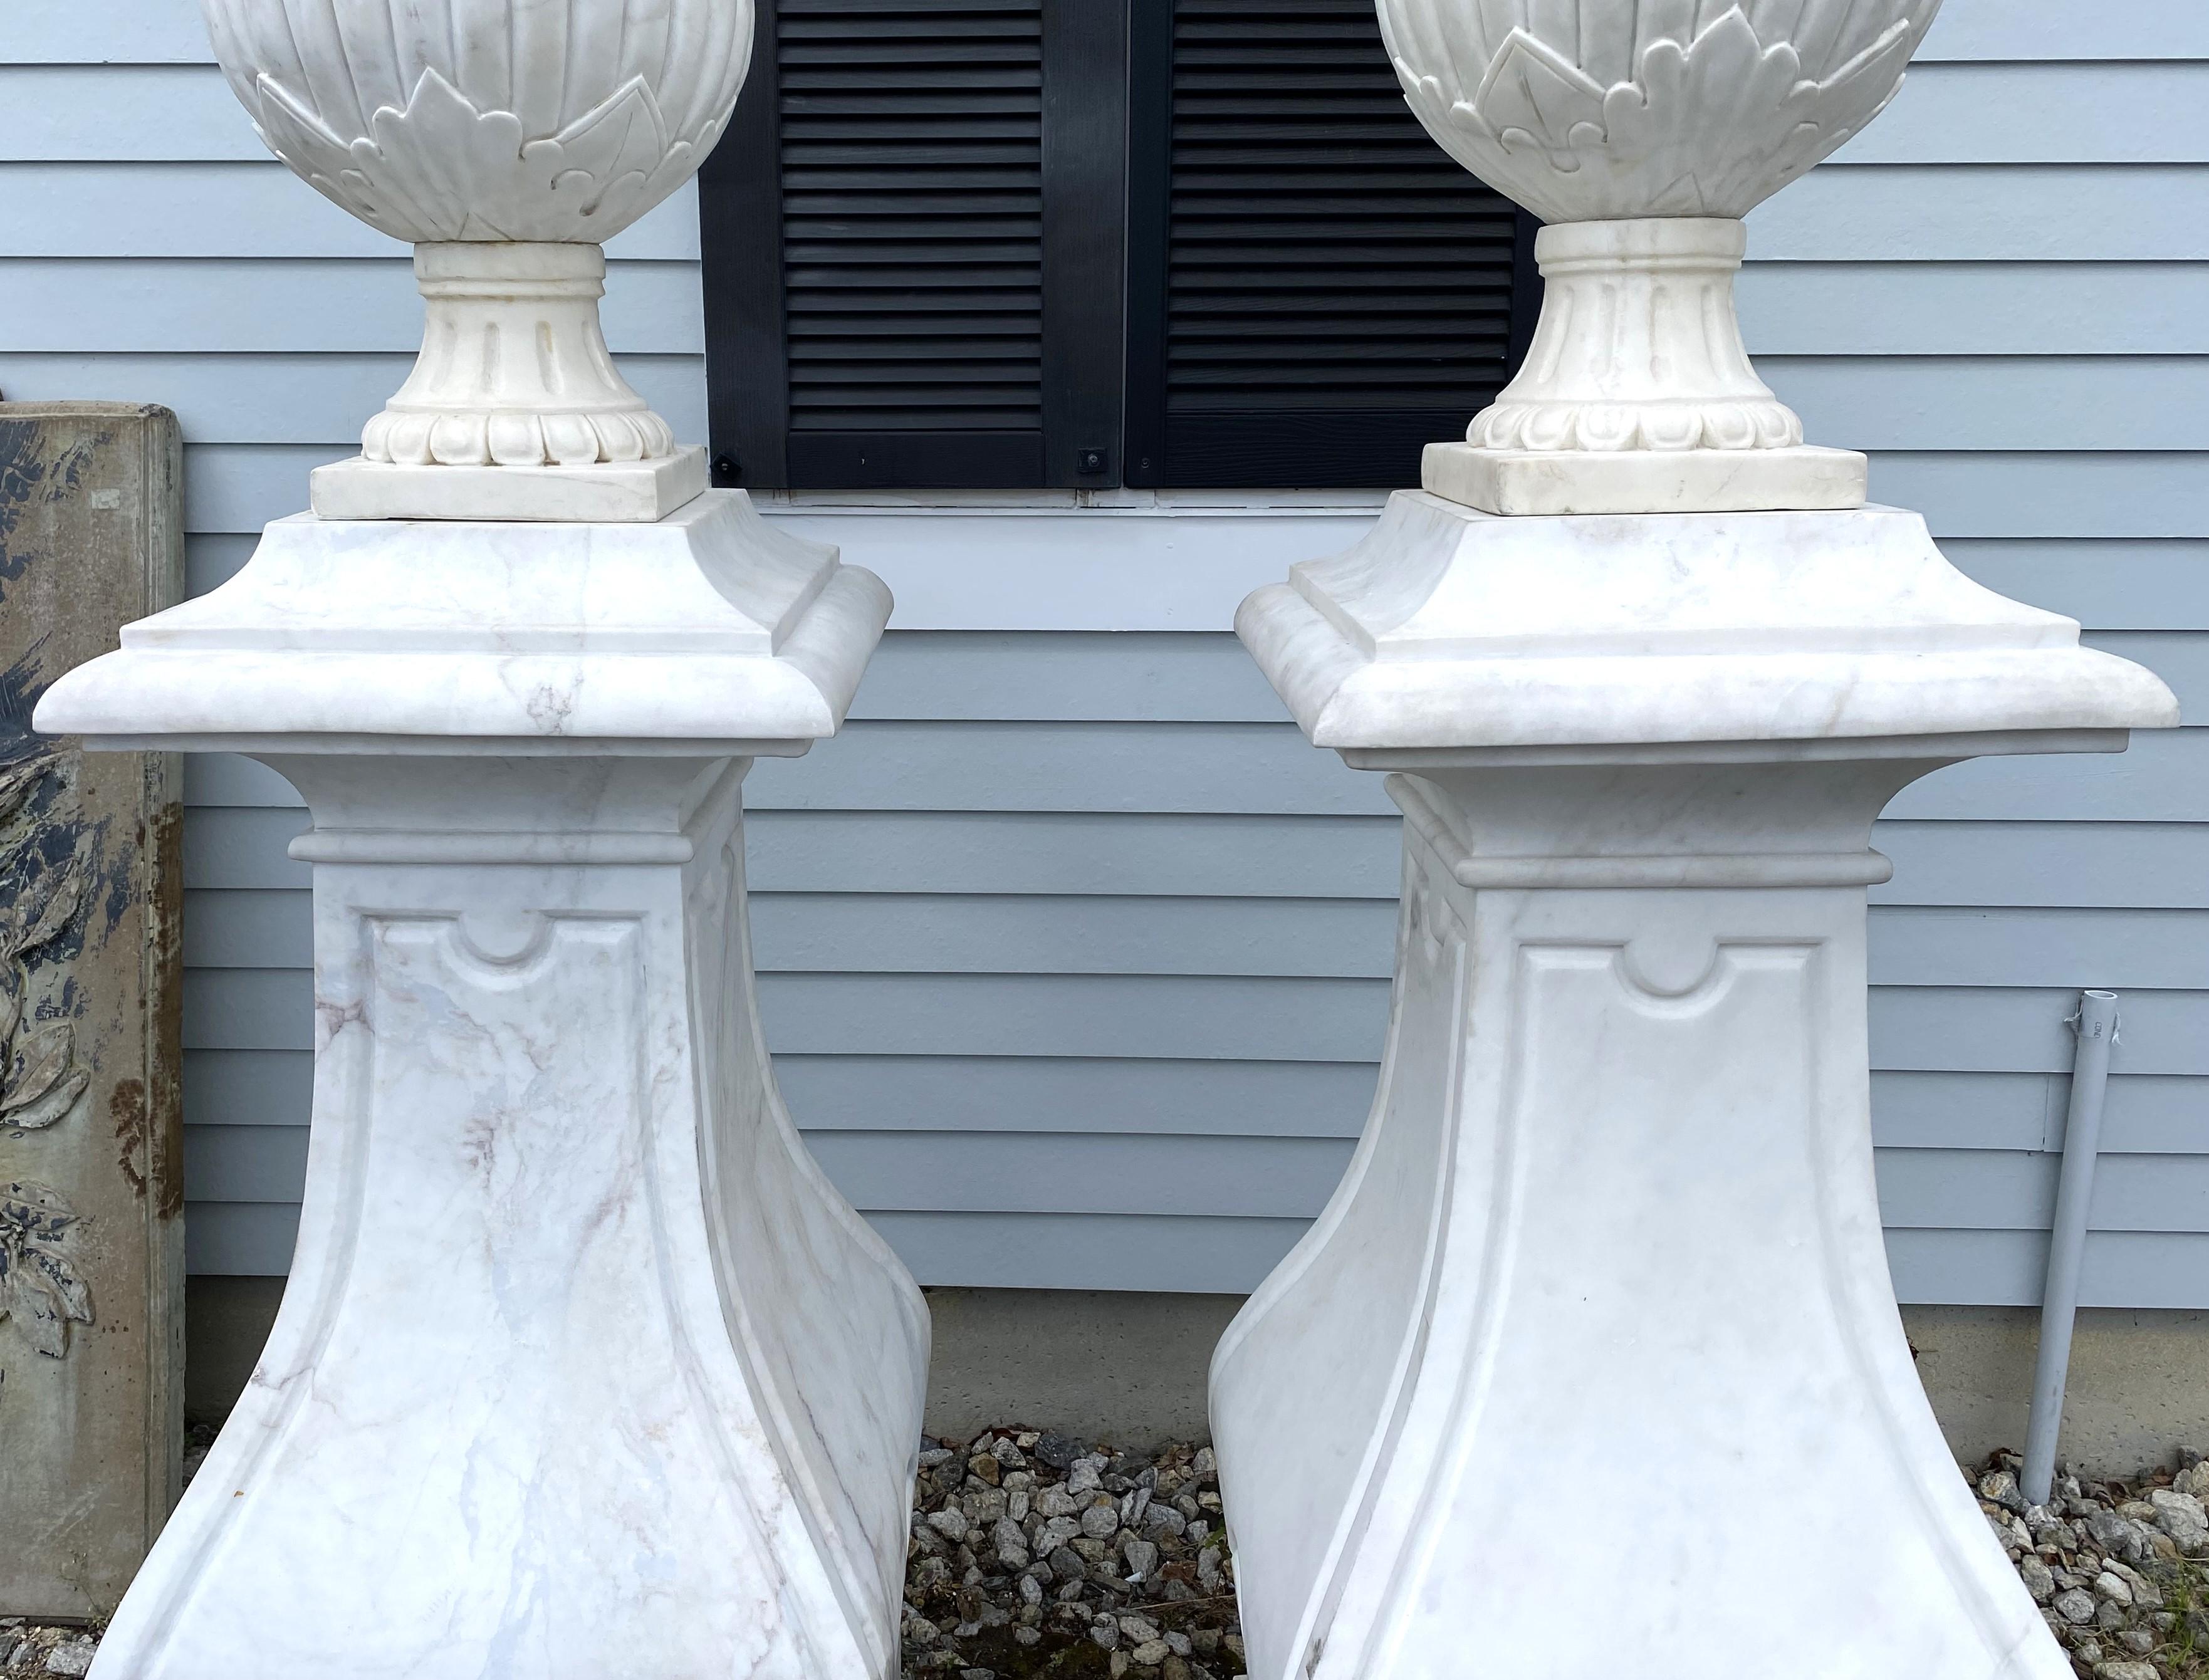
[1375,0,1945,513]
[199,0,756,518]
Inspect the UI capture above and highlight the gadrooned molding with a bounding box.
[1468,219,1800,454]
[201,0,755,245]
[359,243,676,472]
[1373,0,1941,224]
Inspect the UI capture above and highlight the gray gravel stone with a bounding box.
[43,1643,95,1679]
[2093,1663,2160,1680]
[2055,1589,2099,1624]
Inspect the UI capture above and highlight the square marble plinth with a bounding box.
[312,446,709,523]
[1423,440,1867,517]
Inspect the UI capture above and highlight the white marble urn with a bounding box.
[1378,0,1944,514]
[202,0,756,519]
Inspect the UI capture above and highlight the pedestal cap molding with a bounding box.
[1235,493,2180,752]
[33,491,890,754]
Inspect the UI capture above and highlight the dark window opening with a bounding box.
[701,0,1539,491]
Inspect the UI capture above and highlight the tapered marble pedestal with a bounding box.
[1221,495,2178,1680]
[34,493,926,1680]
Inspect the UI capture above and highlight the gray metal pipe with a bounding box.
[2020,989,2121,1508]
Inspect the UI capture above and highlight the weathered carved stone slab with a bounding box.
[0,402,185,1618]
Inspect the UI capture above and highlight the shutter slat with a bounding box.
[1126,0,1529,487]
[778,1,1047,445]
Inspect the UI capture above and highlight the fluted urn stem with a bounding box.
[1471,219,1798,454]
[363,243,676,471]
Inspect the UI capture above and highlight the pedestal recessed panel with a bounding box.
[90,763,925,1680]
[1213,773,2069,1680]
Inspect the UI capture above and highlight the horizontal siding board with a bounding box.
[1830,64,2209,165]
[0,352,709,447]
[1886,1229,2209,1310]
[1749,167,2209,263]
[1869,988,2209,1077]
[1918,3,2209,62]
[184,1203,301,1276]
[1877,1149,2209,1234]
[8,1,214,64]
[1864,454,2209,540]
[1738,265,2209,358]
[0,259,705,355]
[0,64,264,160]
[1766,357,2209,452]
[180,968,2209,1075]
[1883,733,2205,823]
[184,1049,312,1133]
[1945,545,2209,632]
[0,164,700,259]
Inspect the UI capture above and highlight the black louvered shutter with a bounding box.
[702,0,1125,490]
[1122,0,1538,488]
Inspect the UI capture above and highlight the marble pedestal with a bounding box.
[1221,495,2180,1680]
[34,494,926,1680]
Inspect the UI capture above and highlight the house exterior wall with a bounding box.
[4,0,2203,1303]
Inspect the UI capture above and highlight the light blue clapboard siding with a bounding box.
[6,3,2207,1303]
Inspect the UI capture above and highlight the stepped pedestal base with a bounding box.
[97,757,927,1679]
[36,494,919,1680]
[1211,751,2074,1680]
[1223,491,2178,1680]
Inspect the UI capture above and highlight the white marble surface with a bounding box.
[1213,752,2077,1680]
[83,756,926,1680]
[199,0,753,514]
[1237,493,2180,749]
[36,502,921,1680]
[1223,498,2179,1680]
[38,492,887,750]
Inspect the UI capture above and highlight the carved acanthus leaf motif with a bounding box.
[0,1179,94,1359]
[1379,0,1933,221]
[0,749,95,1359]
[251,66,723,245]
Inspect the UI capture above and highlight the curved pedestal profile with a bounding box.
[1211,753,2074,1680]
[91,754,926,1679]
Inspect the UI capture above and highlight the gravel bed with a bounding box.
[1975,1446,2209,1680]
[901,1430,1243,1680]
[7,1435,2203,1679]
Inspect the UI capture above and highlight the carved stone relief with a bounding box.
[0,402,184,1619]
